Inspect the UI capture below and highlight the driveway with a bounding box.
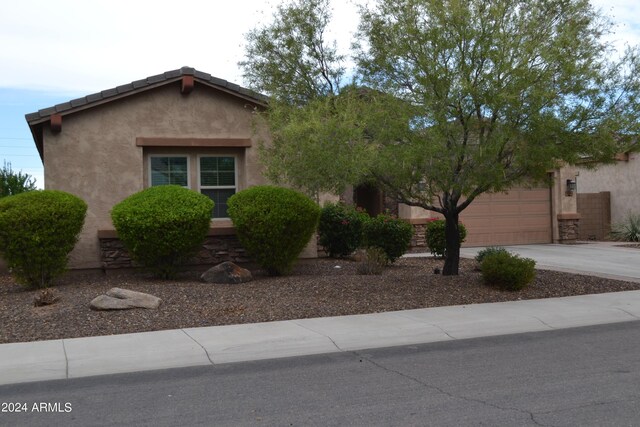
[460,243,640,282]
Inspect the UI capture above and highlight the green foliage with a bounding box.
[318,202,369,258]
[356,246,388,275]
[481,252,536,291]
[475,246,509,263]
[1,161,37,198]
[227,186,320,275]
[610,214,640,242]
[240,0,344,105]
[362,213,413,262]
[426,219,467,258]
[257,92,381,198]
[0,190,87,288]
[111,186,213,279]
[241,0,640,275]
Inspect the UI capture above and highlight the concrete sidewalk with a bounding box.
[2,290,640,386]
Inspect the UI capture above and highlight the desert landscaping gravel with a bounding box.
[2,256,640,344]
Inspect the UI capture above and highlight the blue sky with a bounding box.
[1,0,638,189]
[0,88,84,187]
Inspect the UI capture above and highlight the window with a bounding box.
[150,156,189,187]
[147,154,238,219]
[199,156,236,218]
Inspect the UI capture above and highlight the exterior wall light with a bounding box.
[566,179,577,196]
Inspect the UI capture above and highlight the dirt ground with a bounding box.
[2,257,639,344]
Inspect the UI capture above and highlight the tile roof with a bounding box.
[25,66,268,123]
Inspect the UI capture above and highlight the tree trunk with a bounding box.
[442,212,461,276]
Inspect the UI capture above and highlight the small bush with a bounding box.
[610,214,640,242]
[111,186,213,279]
[362,213,413,262]
[475,246,509,263]
[227,186,320,276]
[425,219,467,258]
[0,190,87,288]
[481,252,536,291]
[318,202,369,258]
[356,246,388,275]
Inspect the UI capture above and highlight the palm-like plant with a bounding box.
[610,214,640,242]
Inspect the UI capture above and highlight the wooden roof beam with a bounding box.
[50,114,62,133]
[181,76,194,94]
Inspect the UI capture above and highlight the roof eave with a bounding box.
[24,77,185,126]
[24,67,269,126]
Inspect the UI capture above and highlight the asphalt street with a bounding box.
[2,321,640,427]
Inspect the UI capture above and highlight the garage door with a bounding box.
[460,187,552,246]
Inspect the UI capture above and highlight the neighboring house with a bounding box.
[25,67,582,270]
[576,152,640,233]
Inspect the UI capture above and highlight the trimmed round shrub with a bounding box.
[475,246,509,263]
[111,186,213,279]
[318,202,369,258]
[425,219,467,258]
[481,252,536,291]
[227,186,320,276]
[0,190,87,288]
[362,213,413,263]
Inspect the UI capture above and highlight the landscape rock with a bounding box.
[33,288,60,307]
[90,288,162,310]
[201,261,252,284]
[90,295,137,310]
[106,287,162,309]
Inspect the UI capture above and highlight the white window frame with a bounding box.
[148,154,191,189]
[197,154,238,219]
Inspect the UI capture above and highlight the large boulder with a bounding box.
[201,261,252,284]
[90,287,162,310]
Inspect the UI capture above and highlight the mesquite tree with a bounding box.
[241,0,640,274]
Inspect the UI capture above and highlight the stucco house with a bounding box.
[25,67,582,270]
[25,67,274,270]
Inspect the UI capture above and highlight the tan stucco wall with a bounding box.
[550,166,579,242]
[43,82,269,269]
[552,167,578,214]
[576,153,640,224]
[299,192,340,259]
[398,203,437,220]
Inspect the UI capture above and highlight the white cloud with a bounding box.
[1,0,638,95]
[3,0,638,185]
[0,0,360,94]
[590,0,640,51]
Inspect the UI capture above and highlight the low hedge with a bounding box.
[227,186,320,275]
[111,185,213,279]
[425,219,467,258]
[318,202,368,258]
[362,213,413,263]
[475,246,509,263]
[0,190,87,288]
[481,251,536,291]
